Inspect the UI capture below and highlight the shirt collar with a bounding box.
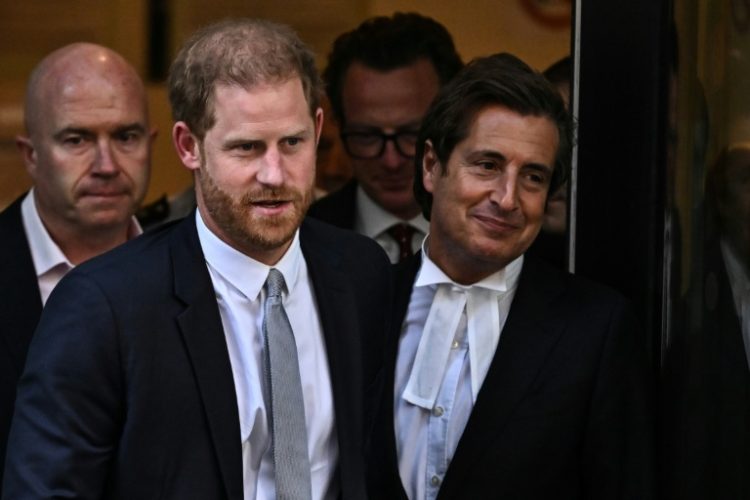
[195,209,301,301]
[21,189,143,277]
[415,234,524,294]
[355,184,429,239]
[403,237,524,408]
[21,189,72,277]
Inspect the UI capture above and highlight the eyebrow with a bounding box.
[469,149,554,174]
[344,121,422,132]
[53,123,147,141]
[523,162,554,178]
[471,150,507,162]
[283,127,312,139]
[112,123,147,135]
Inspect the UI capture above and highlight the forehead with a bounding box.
[42,73,147,131]
[455,105,559,164]
[209,78,312,131]
[341,59,440,127]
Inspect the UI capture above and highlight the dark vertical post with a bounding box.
[574,0,672,365]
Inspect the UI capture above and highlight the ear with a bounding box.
[422,139,440,194]
[15,135,38,178]
[313,107,324,146]
[172,121,201,171]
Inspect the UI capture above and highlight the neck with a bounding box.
[390,203,422,221]
[42,217,131,266]
[426,237,505,286]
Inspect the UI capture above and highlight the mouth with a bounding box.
[250,199,293,215]
[473,213,521,233]
[254,199,286,207]
[80,190,129,201]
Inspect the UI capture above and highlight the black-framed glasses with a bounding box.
[340,130,419,159]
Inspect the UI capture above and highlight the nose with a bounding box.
[256,147,284,186]
[492,172,520,212]
[92,139,119,176]
[380,139,407,171]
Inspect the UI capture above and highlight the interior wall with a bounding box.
[368,0,570,69]
[0,0,570,209]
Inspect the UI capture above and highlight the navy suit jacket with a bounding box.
[368,253,654,499]
[3,214,390,499]
[0,195,42,492]
[307,179,358,230]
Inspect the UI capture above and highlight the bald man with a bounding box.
[0,43,154,488]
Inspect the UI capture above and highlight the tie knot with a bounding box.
[265,268,285,299]
[387,223,416,262]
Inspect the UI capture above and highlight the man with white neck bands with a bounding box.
[367,53,653,500]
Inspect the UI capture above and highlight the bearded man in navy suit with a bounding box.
[4,19,390,500]
[367,53,654,499]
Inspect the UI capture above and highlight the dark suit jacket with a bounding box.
[3,215,390,500]
[368,253,654,500]
[0,195,42,491]
[307,179,358,230]
[661,239,750,500]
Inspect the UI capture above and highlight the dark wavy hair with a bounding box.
[323,12,463,126]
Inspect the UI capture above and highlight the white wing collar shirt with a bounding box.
[355,185,429,263]
[21,188,142,304]
[395,237,523,500]
[196,210,338,500]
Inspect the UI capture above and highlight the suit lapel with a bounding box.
[369,254,420,499]
[307,179,358,229]
[170,216,243,500]
[0,195,43,375]
[437,258,568,499]
[300,219,365,498]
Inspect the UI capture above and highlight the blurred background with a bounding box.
[3,1,750,496]
[0,0,571,208]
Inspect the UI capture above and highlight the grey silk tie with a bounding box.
[263,268,312,500]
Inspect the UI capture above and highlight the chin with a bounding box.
[83,211,131,229]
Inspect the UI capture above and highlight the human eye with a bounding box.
[63,135,84,146]
[473,160,499,173]
[56,131,94,152]
[347,132,380,146]
[521,167,551,188]
[235,142,259,152]
[284,137,302,147]
[397,130,419,145]
[116,129,144,145]
[529,172,546,184]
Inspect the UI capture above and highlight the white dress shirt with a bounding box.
[395,239,523,500]
[21,189,141,304]
[721,239,750,369]
[196,210,338,500]
[355,185,429,263]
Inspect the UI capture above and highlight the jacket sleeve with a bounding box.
[3,272,123,500]
[582,298,655,500]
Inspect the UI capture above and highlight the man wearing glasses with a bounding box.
[308,13,463,263]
